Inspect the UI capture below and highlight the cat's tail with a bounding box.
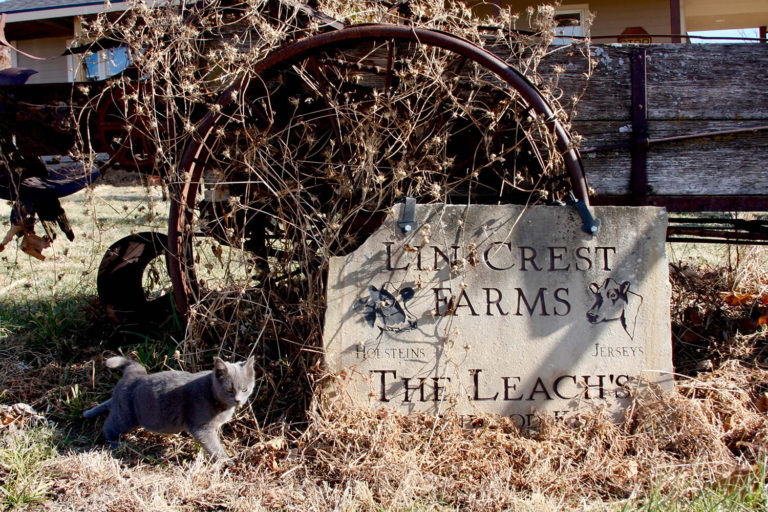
[106,356,147,375]
[83,398,111,418]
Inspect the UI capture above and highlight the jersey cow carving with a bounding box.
[586,278,643,339]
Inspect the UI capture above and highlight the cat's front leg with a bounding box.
[103,412,134,448]
[189,426,231,463]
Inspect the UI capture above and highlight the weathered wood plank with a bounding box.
[529,44,768,200]
[574,119,768,146]
[536,45,631,121]
[575,120,768,195]
[535,44,768,121]
[643,45,768,121]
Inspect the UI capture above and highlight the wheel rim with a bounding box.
[167,24,589,324]
[92,81,169,174]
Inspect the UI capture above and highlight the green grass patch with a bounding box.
[1,298,90,348]
[0,426,58,510]
[622,463,768,511]
[0,184,169,350]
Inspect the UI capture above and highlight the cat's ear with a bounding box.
[242,356,255,371]
[214,357,228,380]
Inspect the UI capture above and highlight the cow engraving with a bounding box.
[353,284,417,333]
[586,278,643,339]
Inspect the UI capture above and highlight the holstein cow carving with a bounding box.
[586,278,643,339]
[353,284,417,334]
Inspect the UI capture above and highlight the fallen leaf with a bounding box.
[757,392,768,413]
[722,292,755,306]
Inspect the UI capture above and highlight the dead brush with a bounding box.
[70,0,594,427]
[216,380,764,509]
[671,245,768,374]
[1,324,766,508]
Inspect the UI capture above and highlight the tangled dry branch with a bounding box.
[72,0,593,422]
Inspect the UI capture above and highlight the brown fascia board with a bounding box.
[5,17,75,40]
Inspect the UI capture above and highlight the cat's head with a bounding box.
[212,356,255,408]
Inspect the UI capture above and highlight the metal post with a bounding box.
[630,48,649,205]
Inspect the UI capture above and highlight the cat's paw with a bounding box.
[210,452,235,467]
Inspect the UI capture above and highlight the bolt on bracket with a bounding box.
[397,196,418,234]
[569,191,601,236]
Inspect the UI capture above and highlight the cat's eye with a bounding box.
[241,387,248,392]
[226,384,234,393]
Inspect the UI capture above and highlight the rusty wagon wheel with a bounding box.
[91,81,170,174]
[166,25,590,328]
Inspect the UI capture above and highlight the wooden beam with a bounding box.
[5,18,73,41]
[669,0,682,43]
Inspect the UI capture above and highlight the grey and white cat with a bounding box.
[84,355,255,461]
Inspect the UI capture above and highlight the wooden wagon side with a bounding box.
[531,45,765,208]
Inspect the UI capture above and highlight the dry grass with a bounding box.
[0,331,766,509]
[10,371,765,511]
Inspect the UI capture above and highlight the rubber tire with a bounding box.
[97,231,171,315]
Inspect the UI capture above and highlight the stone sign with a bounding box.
[323,205,672,426]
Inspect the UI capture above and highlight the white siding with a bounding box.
[15,36,71,84]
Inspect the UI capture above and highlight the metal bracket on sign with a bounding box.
[397,196,418,235]
[568,191,601,236]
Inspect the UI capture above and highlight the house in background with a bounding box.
[0,0,130,84]
[472,0,768,43]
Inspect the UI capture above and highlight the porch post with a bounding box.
[669,0,682,43]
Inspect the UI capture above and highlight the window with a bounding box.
[84,46,131,81]
[553,5,589,44]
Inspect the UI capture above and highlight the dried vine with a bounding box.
[73,0,592,422]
